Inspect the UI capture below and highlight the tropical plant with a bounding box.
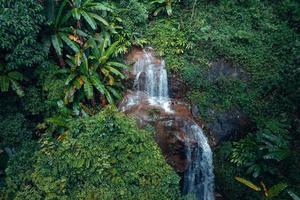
[0,63,24,96]
[235,177,300,200]
[151,0,180,16]
[230,123,290,178]
[45,0,113,60]
[64,38,127,105]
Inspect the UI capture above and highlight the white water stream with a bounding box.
[122,48,214,200]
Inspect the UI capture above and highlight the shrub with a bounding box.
[3,107,180,200]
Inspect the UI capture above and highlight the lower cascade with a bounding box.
[119,48,214,200]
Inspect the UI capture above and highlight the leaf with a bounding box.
[107,86,121,99]
[71,8,81,20]
[90,74,105,94]
[0,76,10,92]
[89,13,109,26]
[107,62,128,69]
[7,71,23,81]
[55,0,68,27]
[104,41,119,59]
[154,7,164,16]
[103,87,113,104]
[86,3,112,12]
[288,190,300,200]
[267,183,288,198]
[235,177,261,192]
[10,80,24,97]
[81,76,93,99]
[60,33,80,52]
[51,35,62,56]
[46,117,68,128]
[81,11,97,30]
[65,73,77,86]
[107,66,125,79]
[166,4,172,16]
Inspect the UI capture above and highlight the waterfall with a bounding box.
[183,123,215,200]
[121,48,214,200]
[133,49,169,99]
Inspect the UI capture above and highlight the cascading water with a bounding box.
[182,123,215,200]
[120,48,214,200]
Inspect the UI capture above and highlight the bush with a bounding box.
[3,107,180,200]
[0,113,30,149]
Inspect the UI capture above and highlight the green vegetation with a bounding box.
[2,108,180,200]
[0,0,299,199]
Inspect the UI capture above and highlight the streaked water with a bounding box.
[122,48,214,200]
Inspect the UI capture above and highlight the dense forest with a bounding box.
[0,0,299,199]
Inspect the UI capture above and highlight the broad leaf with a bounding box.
[267,183,288,198]
[235,177,261,192]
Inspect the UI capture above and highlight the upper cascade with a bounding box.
[133,48,169,99]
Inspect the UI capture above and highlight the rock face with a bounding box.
[196,58,253,144]
[119,91,201,173]
[208,59,249,82]
[168,74,187,99]
[206,108,254,144]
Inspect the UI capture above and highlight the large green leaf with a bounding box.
[235,177,261,192]
[107,62,128,69]
[89,13,109,26]
[65,73,77,86]
[71,8,81,20]
[60,33,80,53]
[55,0,68,27]
[288,190,300,200]
[81,76,93,99]
[0,76,10,92]
[10,80,24,97]
[81,11,97,30]
[90,74,105,94]
[103,41,119,59]
[51,34,63,56]
[7,71,23,81]
[166,4,172,16]
[86,3,112,12]
[107,66,125,79]
[267,183,288,198]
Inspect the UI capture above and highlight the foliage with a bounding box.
[0,113,30,149]
[235,177,288,199]
[45,0,113,58]
[230,119,291,178]
[2,107,180,200]
[151,0,180,16]
[0,0,47,69]
[142,19,193,71]
[0,63,24,96]
[64,37,127,105]
[214,143,261,200]
[0,0,47,96]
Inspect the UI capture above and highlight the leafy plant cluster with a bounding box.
[2,108,180,200]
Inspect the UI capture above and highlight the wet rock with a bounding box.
[119,92,208,173]
[124,46,144,65]
[168,74,187,99]
[208,59,249,82]
[207,108,254,144]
